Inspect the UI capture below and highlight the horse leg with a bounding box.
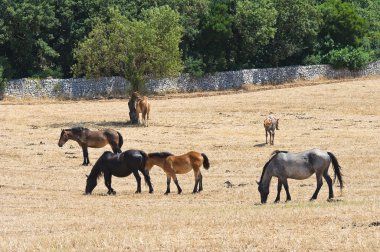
[274,178,282,203]
[132,170,142,193]
[283,179,291,202]
[104,172,116,195]
[271,131,275,145]
[164,175,171,195]
[142,110,147,127]
[323,171,334,200]
[140,167,154,193]
[82,145,89,165]
[146,106,150,127]
[265,129,268,144]
[311,173,323,201]
[198,173,203,192]
[172,174,182,194]
[192,170,201,194]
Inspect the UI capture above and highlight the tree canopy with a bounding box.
[0,0,378,86]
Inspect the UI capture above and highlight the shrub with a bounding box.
[0,65,7,99]
[327,46,374,70]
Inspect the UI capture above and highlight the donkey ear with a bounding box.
[85,174,89,178]
[256,180,260,185]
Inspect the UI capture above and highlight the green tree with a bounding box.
[73,7,183,91]
[319,0,368,51]
[0,0,59,78]
[234,0,277,68]
[266,0,320,67]
[197,0,235,72]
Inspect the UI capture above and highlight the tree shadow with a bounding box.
[49,120,139,129]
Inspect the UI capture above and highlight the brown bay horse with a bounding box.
[132,92,150,127]
[145,151,210,194]
[58,127,123,165]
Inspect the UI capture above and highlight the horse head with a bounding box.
[58,129,69,147]
[85,174,97,194]
[257,180,269,204]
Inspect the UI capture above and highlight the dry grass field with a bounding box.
[1,78,379,251]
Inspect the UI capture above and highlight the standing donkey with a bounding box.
[264,113,279,145]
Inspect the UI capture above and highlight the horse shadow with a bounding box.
[254,143,267,148]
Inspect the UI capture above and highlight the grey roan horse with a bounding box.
[257,149,343,203]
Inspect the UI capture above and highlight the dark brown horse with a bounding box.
[58,127,123,165]
[85,150,153,195]
[132,92,151,127]
[145,151,210,194]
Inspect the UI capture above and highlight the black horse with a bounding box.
[85,150,154,195]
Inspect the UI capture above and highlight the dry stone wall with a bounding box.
[4,61,379,98]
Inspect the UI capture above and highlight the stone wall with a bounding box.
[4,61,379,98]
[4,76,130,98]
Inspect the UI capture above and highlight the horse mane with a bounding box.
[148,152,174,159]
[131,91,142,100]
[259,150,288,183]
[70,127,88,135]
[271,150,288,156]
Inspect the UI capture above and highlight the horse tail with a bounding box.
[201,153,210,170]
[327,152,343,191]
[138,150,150,185]
[117,131,123,149]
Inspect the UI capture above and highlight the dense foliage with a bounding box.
[0,0,378,88]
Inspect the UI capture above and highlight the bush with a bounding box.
[184,57,205,78]
[327,46,374,70]
[0,66,7,99]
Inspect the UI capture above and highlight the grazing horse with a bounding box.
[58,127,123,166]
[132,92,151,127]
[85,150,154,195]
[264,113,279,145]
[257,149,343,204]
[145,151,210,194]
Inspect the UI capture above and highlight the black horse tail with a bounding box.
[138,150,151,185]
[117,131,123,149]
[201,153,210,170]
[327,152,343,191]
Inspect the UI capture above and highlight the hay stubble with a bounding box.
[1,79,379,251]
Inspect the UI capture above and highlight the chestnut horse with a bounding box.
[58,127,123,165]
[132,92,150,127]
[145,151,210,194]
